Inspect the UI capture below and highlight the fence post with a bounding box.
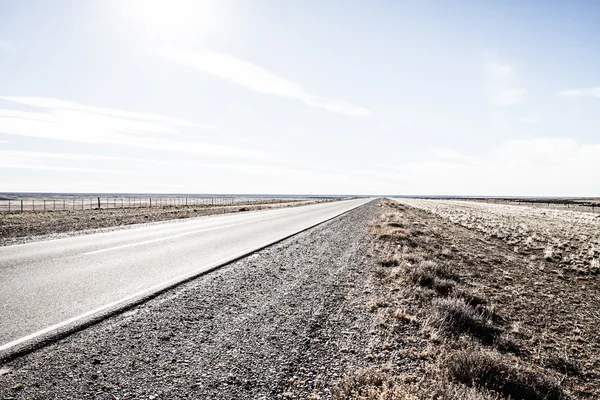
[97,197,100,209]
[8,200,10,212]
[54,200,56,210]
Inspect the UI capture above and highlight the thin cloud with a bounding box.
[368,138,600,196]
[0,97,269,160]
[1,96,216,130]
[558,87,600,99]
[0,151,124,173]
[520,115,539,124]
[0,149,389,194]
[0,40,12,51]
[484,61,526,106]
[155,48,370,116]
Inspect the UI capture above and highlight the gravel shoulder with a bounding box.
[0,200,420,399]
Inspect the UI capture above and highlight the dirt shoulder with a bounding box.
[0,200,423,399]
[0,199,336,247]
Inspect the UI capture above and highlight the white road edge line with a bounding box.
[0,245,264,351]
[0,199,369,353]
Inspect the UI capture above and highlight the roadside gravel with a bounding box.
[0,200,413,399]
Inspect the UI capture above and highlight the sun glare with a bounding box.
[126,0,219,42]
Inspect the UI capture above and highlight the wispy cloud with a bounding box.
[0,149,391,194]
[155,48,370,116]
[484,61,526,106]
[365,138,600,196]
[0,151,124,173]
[0,97,269,159]
[558,87,600,99]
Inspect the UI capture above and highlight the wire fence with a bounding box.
[0,197,337,213]
[447,198,600,214]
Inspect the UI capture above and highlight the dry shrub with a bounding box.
[408,261,458,288]
[425,381,500,400]
[445,350,569,400]
[453,289,487,308]
[378,255,400,268]
[335,369,500,400]
[432,279,456,296]
[541,352,580,376]
[427,298,497,342]
[333,367,417,400]
[392,310,418,324]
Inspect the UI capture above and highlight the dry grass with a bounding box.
[333,367,416,400]
[398,198,600,274]
[358,199,588,399]
[445,350,569,400]
[427,298,497,343]
[334,367,501,400]
[408,260,458,288]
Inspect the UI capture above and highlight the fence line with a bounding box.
[449,198,600,214]
[0,197,337,213]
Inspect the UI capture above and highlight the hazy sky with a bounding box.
[1,0,599,195]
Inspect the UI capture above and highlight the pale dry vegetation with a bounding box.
[334,198,596,400]
[398,199,600,274]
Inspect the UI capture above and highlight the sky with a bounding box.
[0,0,599,196]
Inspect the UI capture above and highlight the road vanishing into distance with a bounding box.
[0,198,371,352]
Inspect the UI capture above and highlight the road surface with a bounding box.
[0,198,371,352]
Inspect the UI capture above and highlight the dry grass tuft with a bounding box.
[541,353,581,376]
[453,289,488,308]
[392,310,418,324]
[427,297,497,342]
[408,261,458,287]
[333,367,417,400]
[445,350,569,400]
[431,278,456,296]
[426,381,500,400]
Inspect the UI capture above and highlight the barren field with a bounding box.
[0,199,335,247]
[399,199,600,274]
[345,199,598,399]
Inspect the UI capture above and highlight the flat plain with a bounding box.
[1,198,597,399]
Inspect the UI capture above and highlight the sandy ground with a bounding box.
[0,200,427,399]
[0,199,335,247]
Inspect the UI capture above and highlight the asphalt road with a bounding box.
[0,198,371,351]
